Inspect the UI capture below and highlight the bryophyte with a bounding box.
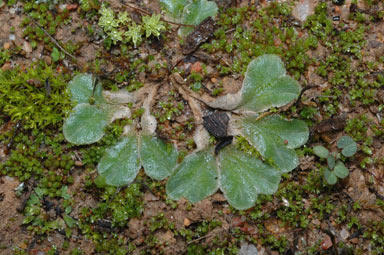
[313,135,357,185]
[98,4,166,47]
[63,54,309,210]
[0,63,72,129]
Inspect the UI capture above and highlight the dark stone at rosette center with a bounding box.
[203,112,230,138]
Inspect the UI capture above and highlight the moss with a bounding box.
[0,48,11,66]
[22,185,75,236]
[187,244,238,255]
[79,0,100,13]
[363,221,384,254]
[0,129,74,182]
[76,184,143,254]
[21,2,70,51]
[148,213,174,232]
[261,234,289,253]
[0,63,72,129]
[234,136,261,157]
[345,115,371,142]
[82,184,143,228]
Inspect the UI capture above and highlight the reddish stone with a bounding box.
[321,234,333,250]
[191,61,202,73]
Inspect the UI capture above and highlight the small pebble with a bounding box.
[1,62,11,71]
[369,105,379,114]
[59,4,67,11]
[321,234,333,250]
[9,7,16,14]
[43,55,52,65]
[22,41,32,53]
[74,161,83,167]
[239,242,259,255]
[66,3,78,11]
[340,228,350,240]
[311,219,321,226]
[223,207,231,214]
[333,16,340,21]
[183,218,191,227]
[205,65,214,75]
[232,216,245,227]
[292,0,316,22]
[3,42,11,50]
[191,61,202,73]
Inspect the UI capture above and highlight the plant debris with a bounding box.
[182,17,215,55]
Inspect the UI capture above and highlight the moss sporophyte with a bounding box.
[63,54,309,210]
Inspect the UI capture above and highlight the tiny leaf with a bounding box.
[219,145,281,210]
[97,136,141,186]
[63,104,109,145]
[334,161,349,179]
[68,74,104,105]
[313,145,329,158]
[179,0,218,36]
[324,167,337,185]
[142,15,166,38]
[337,135,357,157]
[241,115,308,172]
[327,154,335,169]
[140,135,178,180]
[63,214,76,228]
[51,47,62,62]
[239,54,301,112]
[166,149,218,203]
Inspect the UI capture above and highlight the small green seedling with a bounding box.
[313,135,357,185]
[98,4,166,47]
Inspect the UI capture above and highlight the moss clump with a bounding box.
[78,185,143,254]
[0,129,74,182]
[81,184,143,228]
[0,63,72,129]
[21,1,70,50]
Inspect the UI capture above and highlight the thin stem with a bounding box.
[187,233,214,244]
